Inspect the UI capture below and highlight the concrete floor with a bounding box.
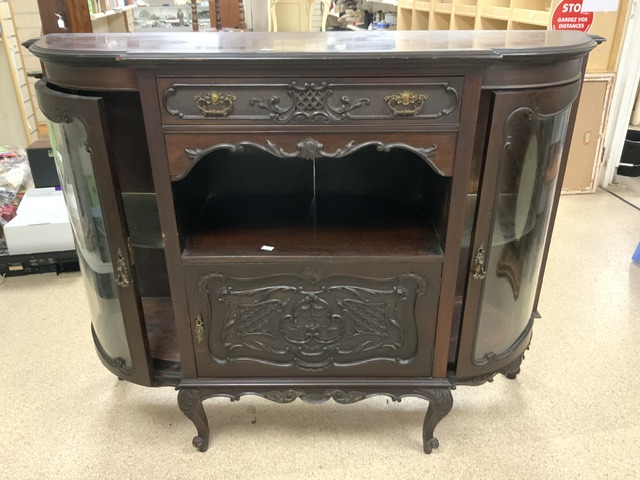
[1,190,639,479]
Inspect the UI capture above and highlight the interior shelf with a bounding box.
[182,194,444,260]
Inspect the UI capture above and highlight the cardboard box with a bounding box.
[4,188,74,255]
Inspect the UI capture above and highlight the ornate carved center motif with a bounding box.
[197,271,425,370]
[296,88,327,112]
[250,81,370,123]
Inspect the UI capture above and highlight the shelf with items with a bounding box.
[90,3,136,21]
[134,5,202,32]
[91,4,137,32]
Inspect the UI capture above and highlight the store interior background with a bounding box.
[2,0,640,199]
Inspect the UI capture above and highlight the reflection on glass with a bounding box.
[474,107,570,363]
[48,118,132,369]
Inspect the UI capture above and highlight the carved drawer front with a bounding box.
[165,130,457,181]
[186,262,441,378]
[158,77,463,126]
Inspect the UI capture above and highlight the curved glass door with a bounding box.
[473,106,570,364]
[456,81,581,378]
[36,81,152,385]
[48,118,133,370]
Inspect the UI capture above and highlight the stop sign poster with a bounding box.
[552,0,594,32]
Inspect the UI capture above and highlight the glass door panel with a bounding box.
[48,119,133,369]
[456,80,580,378]
[473,106,570,363]
[36,81,152,385]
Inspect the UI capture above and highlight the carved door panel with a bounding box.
[36,82,153,386]
[456,81,581,380]
[186,262,441,377]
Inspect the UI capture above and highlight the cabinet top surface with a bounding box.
[32,30,596,63]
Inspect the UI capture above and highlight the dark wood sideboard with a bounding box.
[31,30,597,453]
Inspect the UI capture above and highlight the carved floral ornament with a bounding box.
[165,81,459,122]
[184,138,438,170]
[250,81,370,123]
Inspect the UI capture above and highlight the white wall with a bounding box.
[600,0,640,186]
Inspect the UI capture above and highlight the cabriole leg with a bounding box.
[178,388,210,452]
[419,387,454,454]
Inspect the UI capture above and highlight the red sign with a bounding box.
[551,0,594,32]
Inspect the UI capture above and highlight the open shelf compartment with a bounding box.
[173,144,450,262]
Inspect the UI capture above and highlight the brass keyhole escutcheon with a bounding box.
[472,242,487,281]
[194,314,205,344]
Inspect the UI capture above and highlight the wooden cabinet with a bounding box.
[31,30,597,454]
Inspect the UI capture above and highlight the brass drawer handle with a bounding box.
[194,91,237,117]
[384,91,428,116]
[472,242,487,281]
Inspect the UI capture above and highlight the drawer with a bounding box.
[165,130,458,180]
[185,262,442,378]
[158,76,463,126]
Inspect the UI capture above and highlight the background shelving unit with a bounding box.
[391,0,630,192]
[91,4,136,33]
[393,0,628,74]
[0,0,37,146]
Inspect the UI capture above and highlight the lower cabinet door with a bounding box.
[185,261,442,377]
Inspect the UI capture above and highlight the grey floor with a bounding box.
[1,189,639,479]
[607,174,640,209]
